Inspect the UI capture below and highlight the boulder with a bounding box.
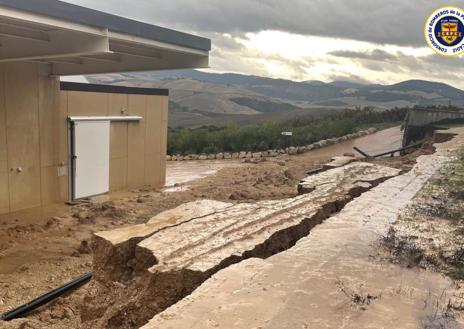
[166,155,172,161]
[239,152,247,159]
[252,152,262,159]
[198,154,208,160]
[216,153,224,160]
[224,153,232,159]
[287,147,297,155]
[297,146,306,154]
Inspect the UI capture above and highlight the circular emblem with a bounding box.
[425,6,464,56]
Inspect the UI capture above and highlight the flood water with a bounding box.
[145,127,463,329]
[165,126,403,188]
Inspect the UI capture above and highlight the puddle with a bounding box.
[164,160,243,192]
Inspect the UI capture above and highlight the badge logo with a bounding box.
[425,6,464,56]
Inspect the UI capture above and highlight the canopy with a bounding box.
[0,0,210,75]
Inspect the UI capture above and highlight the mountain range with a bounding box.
[86,70,464,128]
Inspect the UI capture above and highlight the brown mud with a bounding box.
[0,126,435,329]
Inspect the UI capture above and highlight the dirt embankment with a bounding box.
[0,128,439,329]
[382,145,464,291]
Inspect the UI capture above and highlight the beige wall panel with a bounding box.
[0,65,7,173]
[108,93,128,116]
[67,91,108,116]
[5,63,41,211]
[110,157,127,191]
[144,154,161,187]
[41,166,68,205]
[127,95,147,187]
[110,122,128,159]
[0,171,9,215]
[39,74,66,167]
[159,96,169,186]
[145,96,162,156]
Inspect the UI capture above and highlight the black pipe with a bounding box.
[1,272,92,321]
[353,147,371,158]
[372,142,423,158]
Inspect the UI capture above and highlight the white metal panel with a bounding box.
[73,120,110,199]
[69,116,142,122]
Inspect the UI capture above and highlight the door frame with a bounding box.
[67,116,142,200]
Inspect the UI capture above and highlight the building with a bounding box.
[0,0,210,215]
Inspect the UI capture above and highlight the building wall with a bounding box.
[0,62,168,215]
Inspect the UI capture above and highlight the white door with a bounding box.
[72,120,110,199]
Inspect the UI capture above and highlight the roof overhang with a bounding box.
[0,0,210,75]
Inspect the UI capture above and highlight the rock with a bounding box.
[367,127,377,134]
[224,153,232,159]
[246,152,252,159]
[297,146,306,154]
[176,155,184,161]
[288,147,297,155]
[78,240,92,254]
[171,155,177,161]
[252,152,262,159]
[216,153,224,160]
[199,154,208,160]
[306,144,315,151]
[319,140,329,147]
[266,150,277,157]
[231,153,239,159]
[183,155,192,161]
[207,154,215,160]
[190,154,199,160]
[323,156,357,170]
[166,155,172,161]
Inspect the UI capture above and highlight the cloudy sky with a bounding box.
[64,0,464,87]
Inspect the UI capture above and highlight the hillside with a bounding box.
[87,70,464,127]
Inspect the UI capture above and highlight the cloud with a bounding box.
[62,0,464,88]
[64,0,463,47]
[329,49,397,62]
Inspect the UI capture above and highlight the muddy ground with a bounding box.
[380,144,464,316]
[0,126,442,328]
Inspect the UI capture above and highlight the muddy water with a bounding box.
[165,160,243,191]
[305,126,402,161]
[164,126,403,189]
[144,127,464,329]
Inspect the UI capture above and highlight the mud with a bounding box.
[382,144,464,283]
[144,127,464,329]
[0,126,426,329]
[86,162,399,328]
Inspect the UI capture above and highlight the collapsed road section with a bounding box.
[85,162,400,328]
[143,127,464,329]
